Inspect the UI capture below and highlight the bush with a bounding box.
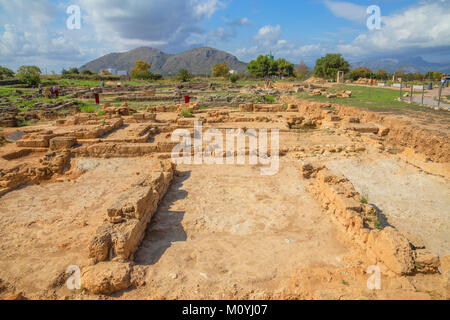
[0,66,15,79]
[81,69,94,75]
[177,69,192,82]
[180,108,193,118]
[212,62,230,78]
[79,102,99,113]
[230,74,239,83]
[314,54,350,80]
[16,65,41,86]
[349,67,373,80]
[264,95,276,103]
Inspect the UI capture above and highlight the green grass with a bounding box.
[360,196,368,204]
[374,219,382,230]
[180,108,193,118]
[264,95,276,103]
[296,84,438,113]
[79,101,101,113]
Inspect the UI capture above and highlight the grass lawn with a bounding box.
[296,84,438,113]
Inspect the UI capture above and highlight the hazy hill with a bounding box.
[80,47,247,75]
[351,56,450,74]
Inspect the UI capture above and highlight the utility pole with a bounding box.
[410,85,413,104]
[421,83,425,106]
[438,85,442,109]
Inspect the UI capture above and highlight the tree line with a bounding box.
[1,54,447,86]
[243,53,447,82]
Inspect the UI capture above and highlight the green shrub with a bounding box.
[177,69,192,82]
[264,95,276,103]
[180,108,193,118]
[79,103,98,113]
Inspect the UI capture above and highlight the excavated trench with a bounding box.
[131,162,351,299]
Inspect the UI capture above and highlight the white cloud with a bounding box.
[79,0,226,51]
[0,0,85,70]
[253,25,282,46]
[0,0,228,71]
[337,1,450,58]
[228,17,251,27]
[324,1,367,23]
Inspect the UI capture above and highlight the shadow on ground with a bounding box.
[135,171,191,265]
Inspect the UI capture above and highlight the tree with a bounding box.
[313,54,350,79]
[212,62,230,77]
[130,60,161,80]
[177,69,192,82]
[394,68,405,79]
[101,69,112,76]
[413,73,424,81]
[247,55,274,78]
[130,60,152,79]
[424,71,434,80]
[375,69,388,80]
[81,69,94,75]
[433,72,444,81]
[349,67,373,80]
[0,66,14,79]
[16,66,41,86]
[247,55,294,78]
[276,58,294,77]
[68,67,79,74]
[294,60,309,79]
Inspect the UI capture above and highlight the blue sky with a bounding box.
[1,0,449,73]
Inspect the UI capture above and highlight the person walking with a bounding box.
[38,84,42,96]
[101,80,105,88]
[442,74,447,88]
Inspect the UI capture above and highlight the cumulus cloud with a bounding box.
[0,0,228,70]
[253,25,282,46]
[337,1,450,58]
[79,0,226,51]
[236,23,326,63]
[0,0,86,70]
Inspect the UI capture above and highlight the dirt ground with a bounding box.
[0,83,449,300]
[326,156,450,257]
[0,158,157,299]
[120,162,349,299]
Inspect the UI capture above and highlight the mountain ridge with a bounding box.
[350,56,450,74]
[80,47,248,75]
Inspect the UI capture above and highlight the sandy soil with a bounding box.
[0,158,155,298]
[326,156,450,257]
[118,160,351,299]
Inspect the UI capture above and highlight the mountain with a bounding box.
[351,56,450,74]
[80,47,248,75]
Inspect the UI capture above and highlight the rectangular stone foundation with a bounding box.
[88,160,175,263]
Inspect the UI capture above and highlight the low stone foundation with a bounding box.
[299,162,441,276]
